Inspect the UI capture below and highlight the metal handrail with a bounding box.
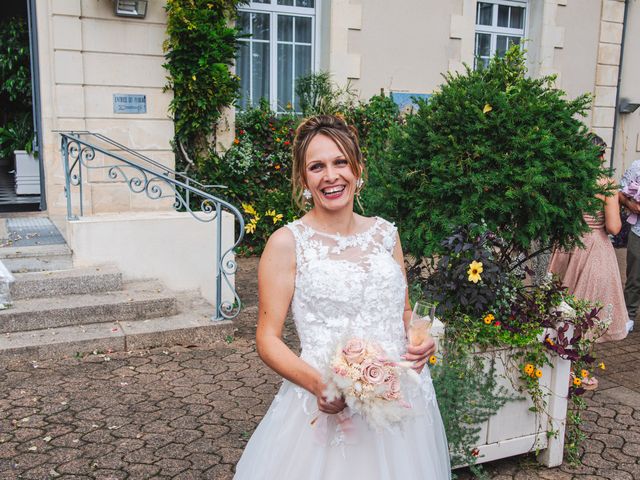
[54,130,225,190]
[59,131,245,321]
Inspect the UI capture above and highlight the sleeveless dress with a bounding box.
[234,217,451,480]
[548,213,629,342]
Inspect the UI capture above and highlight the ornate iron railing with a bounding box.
[59,131,245,321]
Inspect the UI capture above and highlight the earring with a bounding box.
[356,178,364,189]
[303,188,312,200]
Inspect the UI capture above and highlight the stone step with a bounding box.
[0,309,235,362]
[10,265,123,300]
[0,282,177,334]
[0,244,73,272]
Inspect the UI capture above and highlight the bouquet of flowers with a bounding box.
[322,338,420,430]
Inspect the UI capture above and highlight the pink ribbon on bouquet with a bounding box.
[622,181,640,225]
[311,410,356,446]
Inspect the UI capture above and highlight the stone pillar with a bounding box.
[592,0,626,164]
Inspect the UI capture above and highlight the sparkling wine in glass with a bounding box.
[409,301,436,346]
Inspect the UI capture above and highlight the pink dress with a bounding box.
[548,213,628,342]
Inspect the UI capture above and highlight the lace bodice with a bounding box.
[286,217,407,371]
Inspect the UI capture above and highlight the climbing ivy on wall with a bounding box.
[163,0,246,163]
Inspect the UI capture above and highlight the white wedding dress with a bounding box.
[234,217,451,479]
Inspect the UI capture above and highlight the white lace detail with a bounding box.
[286,217,406,370]
[284,217,438,428]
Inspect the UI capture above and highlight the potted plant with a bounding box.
[0,16,38,195]
[0,112,39,195]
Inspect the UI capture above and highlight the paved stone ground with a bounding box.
[1,256,639,479]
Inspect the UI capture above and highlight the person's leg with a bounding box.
[624,232,640,323]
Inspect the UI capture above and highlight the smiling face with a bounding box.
[304,133,359,213]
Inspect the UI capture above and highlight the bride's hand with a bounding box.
[403,336,436,373]
[315,385,347,414]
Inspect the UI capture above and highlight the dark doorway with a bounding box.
[0,0,43,212]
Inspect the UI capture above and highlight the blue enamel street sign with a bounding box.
[113,94,147,114]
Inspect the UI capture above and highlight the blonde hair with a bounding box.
[291,115,366,211]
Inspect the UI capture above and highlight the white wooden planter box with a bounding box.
[467,348,571,468]
[432,320,571,469]
[14,150,41,195]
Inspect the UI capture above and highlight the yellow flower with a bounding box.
[192,74,197,81]
[581,369,589,378]
[483,313,494,325]
[483,103,493,114]
[545,337,555,346]
[272,213,283,224]
[467,261,483,283]
[524,364,534,375]
[245,222,256,234]
[265,209,276,217]
[242,203,257,216]
[429,355,437,365]
[599,362,606,370]
[535,369,543,379]
[573,377,582,387]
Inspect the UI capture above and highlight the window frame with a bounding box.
[237,0,321,112]
[474,0,528,69]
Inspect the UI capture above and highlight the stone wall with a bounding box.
[36,0,175,217]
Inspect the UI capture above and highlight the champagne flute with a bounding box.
[409,301,436,346]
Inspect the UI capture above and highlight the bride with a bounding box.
[234,115,451,479]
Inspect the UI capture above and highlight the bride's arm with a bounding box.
[256,227,345,414]
[392,233,436,372]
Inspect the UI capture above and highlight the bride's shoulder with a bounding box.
[266,226,296,251]
[261,227,296,270]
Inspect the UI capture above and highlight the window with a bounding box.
[237,1,317,112]
[474,1,526,69]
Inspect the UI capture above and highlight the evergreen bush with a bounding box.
[376,47,607,260]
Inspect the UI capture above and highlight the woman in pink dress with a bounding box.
[548,135,629,348]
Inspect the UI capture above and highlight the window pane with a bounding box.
[295,16,312,43]
[476,2,493,26]
[294,44,311,111]
[277,0,294,5]
[508,36,521,48]
[477,57,490,69]
[278,15,293,42]
[496,35,508,57]
[252,0,271,3]
[497,5,509,27]
[475,33,491,57]
[510,7,524,29]
[296,0,314,7]
[237,41,250,109]
[277,44,293,111]
[252,42,270,105]
[252,12,270,40]
[238,12,250,35]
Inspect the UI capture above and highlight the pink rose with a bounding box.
[333,366,348,377]
[384,377,402,400]
[362,361,386,385]
[343,338,367,364]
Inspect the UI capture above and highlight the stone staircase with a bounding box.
[0,243,235,362]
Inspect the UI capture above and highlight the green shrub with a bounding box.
[374,47,607,260]
[163,0,245,160]
[0,17,32,108]
[296,71,357,117]
[197,101,299,255]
